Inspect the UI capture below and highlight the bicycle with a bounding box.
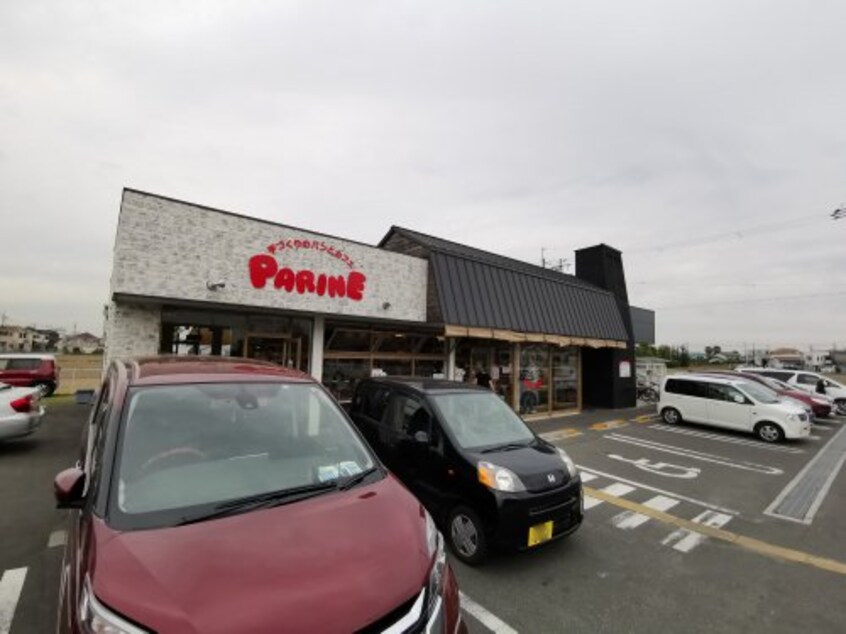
[636,383,660,404]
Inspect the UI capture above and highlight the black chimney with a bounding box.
[575,244,636,409]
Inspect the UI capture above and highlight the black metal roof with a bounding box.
[380,227,630,341]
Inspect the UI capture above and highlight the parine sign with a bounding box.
[248,238,367,301]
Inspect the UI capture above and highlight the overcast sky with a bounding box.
[2,1,844,351]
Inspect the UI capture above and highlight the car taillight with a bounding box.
[10,395,34,413]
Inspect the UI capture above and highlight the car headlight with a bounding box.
[80,576,148,633]
[477,461,526,492]
[556,447,577,478]
[786,413,801,422]
[425,512,446,618]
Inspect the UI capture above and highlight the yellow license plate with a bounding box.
[528,521,554,547]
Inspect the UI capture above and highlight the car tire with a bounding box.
[755,421,784,443]
[835,399,846,416]
[661,407,682,425]
[447,505,488,566]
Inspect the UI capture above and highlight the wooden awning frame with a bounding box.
[443,324,626,349]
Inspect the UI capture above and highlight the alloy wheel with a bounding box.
[450,514,479,558]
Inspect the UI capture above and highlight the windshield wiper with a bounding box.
[176,482,337,526]
[480,441,532,454]
[336,466,380,491]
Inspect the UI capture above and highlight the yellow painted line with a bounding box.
[590,419,629,431]
[631,414,658,424]
[540,428,583,442]
[584,487,846,576]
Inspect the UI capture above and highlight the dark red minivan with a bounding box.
[54,356,463,633]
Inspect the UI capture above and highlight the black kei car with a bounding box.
[349,377,583,564]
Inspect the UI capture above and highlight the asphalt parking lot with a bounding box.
[1,401,845,633]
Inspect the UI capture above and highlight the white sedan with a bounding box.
[0,381,45,441]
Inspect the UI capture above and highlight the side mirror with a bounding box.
[732,395,745,404]
[54,467,86,509]
[413,431,430,444]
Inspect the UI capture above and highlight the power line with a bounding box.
[625,211,838,256]
[654,290,846,310]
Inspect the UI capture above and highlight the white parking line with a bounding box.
[578,466,739,516]
[646,424,805,454]
[579,472,598,483]
[48,530,66,548]
[605,433,784,475]
[0,568,27,634]
[584,483,635,510]
[661,510,733,553]
[460,592,519,634]
[611,495,679,530]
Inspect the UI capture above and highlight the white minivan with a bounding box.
[659,374,811,442]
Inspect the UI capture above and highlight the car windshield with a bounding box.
[113,382,375,526]
[430,391,534,450]
[755,375,786,391]
[738,381,780,404]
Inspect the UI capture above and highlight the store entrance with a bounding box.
[245,335,303,370]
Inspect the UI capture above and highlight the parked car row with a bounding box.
[658,369,834,443]
[704,370,831,418]
[54,357,583,632]
[735,367,846,416]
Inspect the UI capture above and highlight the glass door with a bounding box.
[520,345,549,414]
[245,335,302,370]
[552,347,579,411]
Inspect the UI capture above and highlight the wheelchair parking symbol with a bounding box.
[608,454,701,479]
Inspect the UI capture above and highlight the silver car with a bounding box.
[0,381,45,441]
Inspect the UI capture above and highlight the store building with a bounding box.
[106,189,645,414]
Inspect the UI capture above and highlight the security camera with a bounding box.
[206,280,226,291]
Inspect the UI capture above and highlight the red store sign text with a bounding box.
[248,238,366,301]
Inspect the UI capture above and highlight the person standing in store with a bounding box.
[476,367,494,390]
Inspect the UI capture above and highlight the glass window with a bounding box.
[323,358,371,402]
[384,394,429,436]
[413,359,445,378]
[373,359,412,376]
[708,384,747,402]
[519,345,549,413]
[325,329,371,352]
[552,348,578,410]
[113,383,375,527]
[796,374,819,386]
[371,332,414,353]
[431,391,534,450]
[6,358,40,370]
[355,385,390,421]
[738,382,779,404]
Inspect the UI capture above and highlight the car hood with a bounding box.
[91,474,432,633]
[472,441,572,492]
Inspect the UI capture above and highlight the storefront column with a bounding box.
[511,342,521,412]
[447,339,457,380]
[310,316,325,381]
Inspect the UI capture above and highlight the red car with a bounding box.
[703,371,832,418]
[0,353,59,396]
[54,356,464,633]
